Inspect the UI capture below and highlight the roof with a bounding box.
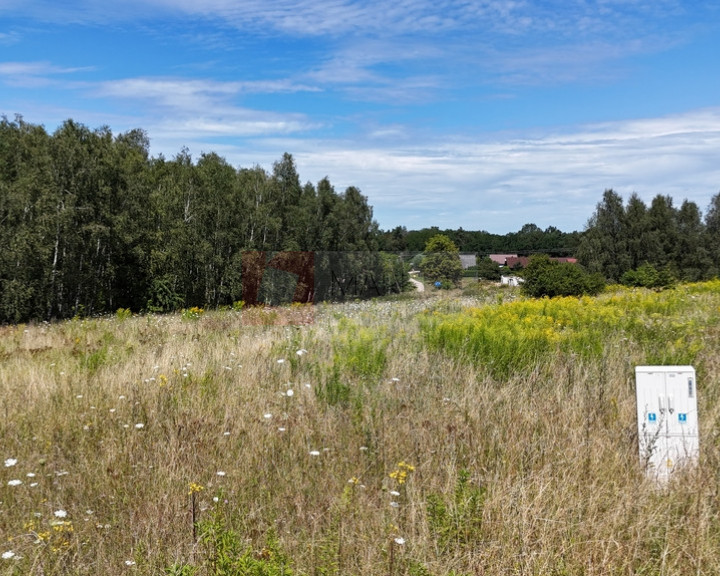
[506,256,530,269]
[506,256,578,269]
[489,254,518,265]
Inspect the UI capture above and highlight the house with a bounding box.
[489,254,517,266]
[505,256,530,269]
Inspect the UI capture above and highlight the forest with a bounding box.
[1,115,719,323]
[0,117,383,323]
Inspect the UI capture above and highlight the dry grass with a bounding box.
[2,284,720,575]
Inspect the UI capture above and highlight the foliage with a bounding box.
[181,306,205,321]
[621,263,675,289]
[401,223,580,256]
[421,282,713,378]
[426,469,485,553]
[521,254,605,298]
[0,117,386,323]
[419,235,463,288]
[476,257,502,281]
[196,517,293,576]
[578,189,718,282]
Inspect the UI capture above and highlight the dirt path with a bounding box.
[409,277,424,292]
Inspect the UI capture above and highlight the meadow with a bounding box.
[2,281,720,575]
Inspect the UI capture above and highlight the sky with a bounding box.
[1,1,719,234]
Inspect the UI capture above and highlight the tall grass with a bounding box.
[1,283,720,575]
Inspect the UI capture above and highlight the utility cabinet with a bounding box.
[635,365,699,479]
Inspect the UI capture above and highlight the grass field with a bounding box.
[2,281,720,575]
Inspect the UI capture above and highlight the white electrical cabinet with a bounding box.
[635,366,699,479]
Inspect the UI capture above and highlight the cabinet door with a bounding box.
[664,369,698,438]
[636,369,668,461]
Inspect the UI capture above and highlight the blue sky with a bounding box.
[1,0,719,234]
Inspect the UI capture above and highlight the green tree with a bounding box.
[705,192,720,277]
[0,116,55,322]
[576,189,631,281]
[420,234,463,288]
[645,194,678,270]
[625,193,652,270]
[673,199,710,281]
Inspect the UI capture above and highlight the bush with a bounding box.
[522,254,605,298]
[621,263,675,289]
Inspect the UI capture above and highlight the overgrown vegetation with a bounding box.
[3,282,720,575]
[521,254,605,297]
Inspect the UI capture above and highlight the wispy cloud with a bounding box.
[0,30,21,45]
[92,76,321,139]
[227,107,720,232]
[2,0,704,40]
[96,76,318,104]
[0,61,93,87]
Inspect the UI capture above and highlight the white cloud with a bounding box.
[92,76,320,138]
[0,61,93,87]
[220,107,720,232]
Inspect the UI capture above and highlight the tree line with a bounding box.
[0,116,379,323]
[379,223,581,256]
[2,115,718,323]
[576,189,720,283]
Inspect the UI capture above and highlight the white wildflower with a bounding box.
[134,423,144,429]
[4,458,17,467]
[2,551,15,560]
[394,537,405,545]
[309,450,320,456]
[7,479,21,486]
[54,509,67,518]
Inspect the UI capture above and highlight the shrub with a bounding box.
[522,254,605,298]
[621,263,675,289]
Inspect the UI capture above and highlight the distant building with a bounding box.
[459,254,477,269]
[500,275,524,286]
[489,254,517,265]
[505,256,530,269]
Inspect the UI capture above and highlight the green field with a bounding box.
[2,282,720,575]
